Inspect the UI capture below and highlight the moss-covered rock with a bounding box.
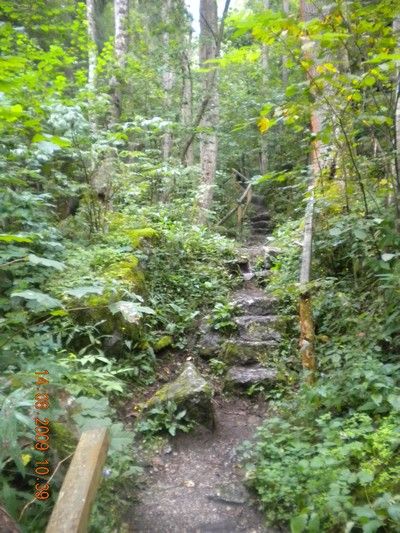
[221,339,278,365]
[142,363,214,429]
[154,335,173,352]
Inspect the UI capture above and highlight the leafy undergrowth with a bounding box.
[0,186,236,530]
[243,207,400,532]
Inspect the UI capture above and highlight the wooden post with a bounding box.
[46,427,110,533]
[298,0,324,382]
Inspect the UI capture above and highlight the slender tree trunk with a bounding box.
[260,0,269,174]
[87,0,97,90]
[111,0,129,121]
[181,46,194,166]
[162,0,175,160]
[393,16,400,228]
[281,0,290,87]
[298,0,323,381]
[181,0,230,171]
[198,0,219,223]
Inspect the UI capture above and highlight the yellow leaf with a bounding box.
[21,454,31,466]
[258,117,271,134]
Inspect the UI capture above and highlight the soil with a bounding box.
[123,217,280,533]
[124,395,274,533]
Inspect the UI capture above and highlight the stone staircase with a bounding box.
[198,242,281,392]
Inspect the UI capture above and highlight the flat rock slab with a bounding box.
[125,398,270,532]
[231,289,278,316]
[142,363,214,429]
[221,338,278,365]
[225,366,278,390]
[235,316,281,342]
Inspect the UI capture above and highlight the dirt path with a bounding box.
[125,396,271,533]
[124,204,279,532]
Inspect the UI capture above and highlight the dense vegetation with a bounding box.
[1,0,400,531]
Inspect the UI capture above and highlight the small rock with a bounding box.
[184,479,195,488]
[224,365,278,390]
[197,330,224,359]
[151,456,164,467]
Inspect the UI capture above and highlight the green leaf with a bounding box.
[0,234,33,243]
[109,301,155,323]
[388,395,400,411]
[27,254,65,271]
[64,286,104,298]
[32,133,71,148]
[0,104,23,122]
[370,393,382,406]
[388,505,400,521]
[290,514,308,533]
[358,470,374,484]
[381,253,396,262]
[308,513,320,533]
[362,521,382,533]
[11,290,63,310]
[329,227,342,237]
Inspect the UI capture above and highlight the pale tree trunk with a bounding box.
[161,0,175,160]
[111,0,129,121]
[87,0,97,90]
[260,0,269,174]
[393,16,400,227]
[198,0,219,223]
[281,0,290,87]
[181,45,194,166]
[298,0,324,381]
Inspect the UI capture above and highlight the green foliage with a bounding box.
[245,201,400,531]
[209,358,227,377]
[209,301,237,332]
[135,401,194,438]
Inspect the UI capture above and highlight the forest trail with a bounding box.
[126,397,269,533]
[125,206,280,533]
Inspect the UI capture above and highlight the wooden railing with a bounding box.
[218,170,253,227]
[45,427,109,533]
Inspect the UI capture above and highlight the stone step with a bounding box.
[251,220,273,230]
[221,338,279,365]
[234,315,281,342]
[231,289,278,316]
[251,212,271,222]
[224,365,278,391]
[250,194,265,206]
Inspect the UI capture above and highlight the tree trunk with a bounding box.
[260,0,269,175]
[181,46,194,166]
[298,0,323,381]
[161,0,175,160]
[111,0,129,121]
[281,0,290,87]
[86,0,97,90]
[115,0,129,67]
[393,16,400,228]
[198,0,219,223]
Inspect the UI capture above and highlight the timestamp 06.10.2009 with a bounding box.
[33,370,51,501]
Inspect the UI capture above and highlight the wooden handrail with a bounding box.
[46,427,110,533]
[218,181,252,226]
